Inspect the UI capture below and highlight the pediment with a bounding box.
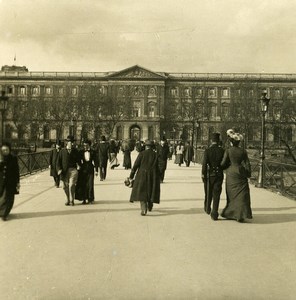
[107,65,166,79]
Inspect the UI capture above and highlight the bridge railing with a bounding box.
[17,150,51,177]
[194,149,296,199]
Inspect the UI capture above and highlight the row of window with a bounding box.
[170,87,230,97]
[170,87,296,98]
[3,85,107,96]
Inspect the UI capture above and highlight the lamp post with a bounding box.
[0,91,9,144]
[257,92,270,188]
[195,120,200,149]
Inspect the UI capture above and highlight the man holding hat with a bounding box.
[201,132,225,220]
[57,135,81,206]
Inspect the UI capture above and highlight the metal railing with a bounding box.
[194,149,296,199]
[17,150,51,177]
[249,158,296,199]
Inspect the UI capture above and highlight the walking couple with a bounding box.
[202,131,253,223]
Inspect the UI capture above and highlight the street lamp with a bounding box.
[0,91,9,144]
[195,120,200,149]
[257,91,271,188]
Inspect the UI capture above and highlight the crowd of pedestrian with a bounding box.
[2,129,253,223]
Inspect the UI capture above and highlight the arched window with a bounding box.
[32,86,39,96]
[148,104,155,117]
[273,104,281,121]
[208,88,216,97]
[45,87,52,95]
[20,86,26,95]
[72,87,78,96]
[171,87,177,97]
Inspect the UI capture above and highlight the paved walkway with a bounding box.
[0,152,295,300]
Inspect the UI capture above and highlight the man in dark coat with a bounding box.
[201,133,225,221]
[156,137,169,183]
[57,135,81,206]
[129,140,160,216]
[97,135,110,181]
[0,142,20,221]
[75,139,98,204]
[49,141,62,187]
[184,141,194,167]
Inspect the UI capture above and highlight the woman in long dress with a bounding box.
[0,142,20,221]
[121,140,132,170]
[221,130,253,223]
[174,141,184,166]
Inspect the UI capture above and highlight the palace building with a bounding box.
[0,64,295,146]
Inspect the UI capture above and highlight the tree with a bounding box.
[7,98,31,140]
[229,81,260,147]
[100,86,133,138]
[48,87,77,140]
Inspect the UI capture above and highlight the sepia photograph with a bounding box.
[0,0,295,299]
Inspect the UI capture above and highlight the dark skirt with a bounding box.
[0,189,15,218]
[221,166,253,220]
[75,171,95,201]
[123,151,132,169]
[174,154,184,165]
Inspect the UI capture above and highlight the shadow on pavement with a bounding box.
[252,207,296,212]
[149,207,203,216]
[10,207,139,220]
[162,198,204,202]
[250,213,296,224]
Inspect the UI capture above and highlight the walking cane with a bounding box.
[206,164,210,213]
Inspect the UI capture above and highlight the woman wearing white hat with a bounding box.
[220,129,253,223]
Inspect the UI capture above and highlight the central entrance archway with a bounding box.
[130,124,141,141]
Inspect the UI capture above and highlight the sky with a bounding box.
[1,0,296,73]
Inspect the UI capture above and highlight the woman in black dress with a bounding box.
[221,130,252,223]
[0,142,20,221]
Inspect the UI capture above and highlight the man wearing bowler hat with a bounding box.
[57,135,81,206]
[201,132,225,220]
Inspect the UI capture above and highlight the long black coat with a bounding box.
[129,148,160,203]
[75,149,98,201]
[56,148,81,179]
[49,148,60,177]
[156,143,169,172]
[97,142,110,168]
[201,144,225,179]
[0,155,20,195]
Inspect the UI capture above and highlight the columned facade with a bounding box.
[0,65,295,146]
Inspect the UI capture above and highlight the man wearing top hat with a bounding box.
[75,139,98,204]
[57,135,81,206]
[201,132,225,220]
[49,140,62,188]
[97,135,110,181]
[156,136,170,183]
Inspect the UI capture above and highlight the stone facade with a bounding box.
[0,65,295,146]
